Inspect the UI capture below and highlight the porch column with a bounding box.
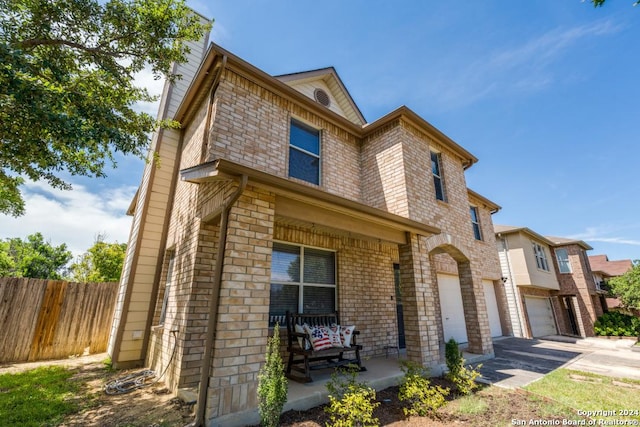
[206,186,276,424]
[398,233,440,367]
[459,264,493,355]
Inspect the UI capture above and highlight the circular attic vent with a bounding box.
[314,88,331,107]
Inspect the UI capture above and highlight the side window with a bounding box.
[532,242,550,271]
[470,206,483,241]
[289,119,320,185]
[431,151,446,201]
[159,251,175,324]
[555,248,572,273]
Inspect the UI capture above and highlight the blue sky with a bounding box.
[1,0,639,262]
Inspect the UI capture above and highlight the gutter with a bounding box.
[191,174,248,427]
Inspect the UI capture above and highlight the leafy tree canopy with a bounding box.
[0,232,72,279]
[0,0,211,216]
[69,234,126,282]
[592,0,639,6]
[608,260,640,310]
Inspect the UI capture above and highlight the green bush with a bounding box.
[257,323,288,427]
[594,311,640,337]
[444,338,482,396]
[398,361,449,417]
[325,365,379,427]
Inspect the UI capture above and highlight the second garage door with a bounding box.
[437,274,468,344]
[524,296,557,337]
[483,280,503,338]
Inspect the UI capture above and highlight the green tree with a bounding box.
[257,323,288,427]
[592,0,640,6]
[0,232,72,279]
[0,0,211,216]
[608,260,640,310]
[69,234,127,282]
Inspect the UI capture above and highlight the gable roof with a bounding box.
[173,43,479,170]
[494,224,555,246]
[275,67,366,126]
[545,235,592,251]
[588,254,633,276]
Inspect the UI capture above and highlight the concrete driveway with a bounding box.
[476,336,640,388]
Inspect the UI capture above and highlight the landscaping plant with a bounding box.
[398,360,449,417]
[594,311,640,337]
[445,338,482,395]
[325,364,379,427]
[257,323,288,427]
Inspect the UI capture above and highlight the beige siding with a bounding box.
[287,80,349,119]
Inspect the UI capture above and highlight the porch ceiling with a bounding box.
[181,159,440,243]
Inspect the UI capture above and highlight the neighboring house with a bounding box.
[546,236,605,337]
[108,40,506,426]
[495,226,602,339]
[588,254,633,310]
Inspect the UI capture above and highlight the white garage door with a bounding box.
[483,280,502,338]
[437,274,468,343]
[524,296,557,337]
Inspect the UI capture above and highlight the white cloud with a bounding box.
[568,226,640,247]
[0,180,136,258]
[132,67,165,117]
[425,19,622,110]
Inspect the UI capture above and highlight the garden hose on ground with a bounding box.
[104,330,178,395]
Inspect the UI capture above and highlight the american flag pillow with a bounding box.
[304,325,333,351]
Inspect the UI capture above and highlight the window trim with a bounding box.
[470,206,483,241]
[158,251,176,325]
[555,248,572,274]
[269,241,337,322]
[532,241,550,272]
[289,118,321,185]
[430,150,446,202]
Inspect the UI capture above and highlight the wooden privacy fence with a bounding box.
[0,278,118,364]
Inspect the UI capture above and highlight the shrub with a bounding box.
[257,323,288,427]
[398,361,449,417]
[445,338,482,396]
[594,311,640,337]
[325,364,379,427]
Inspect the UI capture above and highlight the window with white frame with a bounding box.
[269,242,336,325]
[470,206,482,241]
[159,252,175,324]
[431,151,446,201]
[532,242,549,271]
[555,248,572,273]
[289,119,320,185]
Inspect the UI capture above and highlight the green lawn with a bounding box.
[526,369,640,422]
[0,366,82,427]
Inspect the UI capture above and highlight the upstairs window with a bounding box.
[269,242,336,326]
[431,151,446,201]
[555,248,572,273]
[532,242,550,271]
[289,119,320,185]
[470,206,483,241]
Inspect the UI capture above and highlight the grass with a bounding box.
[526,369,640,421]
[0,366,83,426]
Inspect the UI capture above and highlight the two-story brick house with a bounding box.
[495,225,603,339]
[108,40,506,426]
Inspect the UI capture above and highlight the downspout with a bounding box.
[500,236,524,337]
[191,174,248,427]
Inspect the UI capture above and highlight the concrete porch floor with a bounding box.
[283,349,492,412]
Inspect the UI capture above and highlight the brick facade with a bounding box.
[118,45,506,426]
